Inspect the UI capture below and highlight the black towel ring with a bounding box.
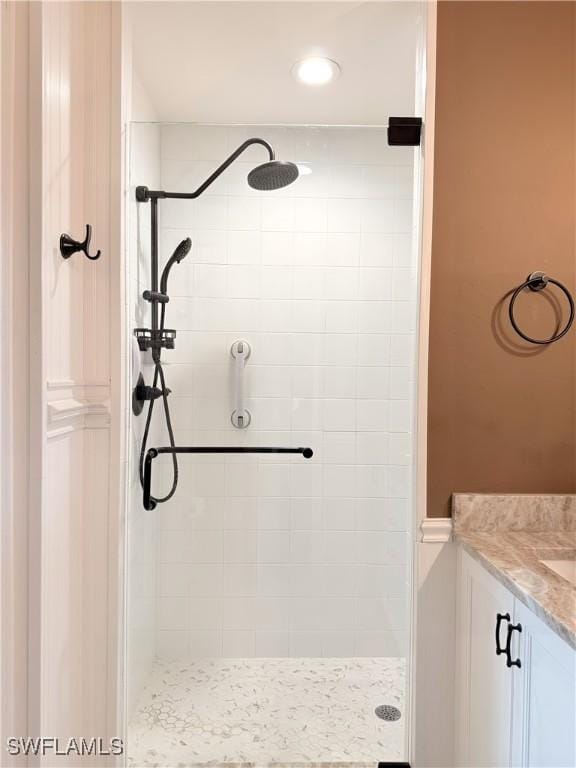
[508,271,575,345]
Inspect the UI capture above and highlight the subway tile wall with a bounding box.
[149,124,417,659]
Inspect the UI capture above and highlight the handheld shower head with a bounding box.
[160,237,191,294]
[248,160,299,191]
[173,237,192,263]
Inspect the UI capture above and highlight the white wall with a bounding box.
[414,534,456,768]
[126,122,161,714]
[147,124,418,660]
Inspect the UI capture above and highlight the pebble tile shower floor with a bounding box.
[128,657,405,766]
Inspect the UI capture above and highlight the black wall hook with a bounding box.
[60,224,101,260]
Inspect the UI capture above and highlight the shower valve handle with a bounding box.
[135,384,171,402]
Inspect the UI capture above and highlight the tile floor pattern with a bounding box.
[128,657,405,766]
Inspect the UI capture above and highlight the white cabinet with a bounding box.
[456,548,575,768]
[511,600,575,768]
[455,549,516,767]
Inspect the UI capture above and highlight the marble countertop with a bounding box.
[452,494,576,650]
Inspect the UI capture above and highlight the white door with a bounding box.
[456,550,515,768]
[511,600,576,768]
[1,1,123,762]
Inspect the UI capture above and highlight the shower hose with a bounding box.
[138,302,179,505]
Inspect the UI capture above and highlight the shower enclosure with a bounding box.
[125,4,426,765]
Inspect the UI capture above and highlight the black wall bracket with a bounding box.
[387,117,422,147]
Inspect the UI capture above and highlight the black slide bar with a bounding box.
[143,446,313,510]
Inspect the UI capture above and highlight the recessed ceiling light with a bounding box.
[297,164,313,176]
[292,57,340,86]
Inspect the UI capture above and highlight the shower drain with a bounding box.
[375,704,402,722]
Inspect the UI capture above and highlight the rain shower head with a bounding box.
[247,160,299,191]
[136,140,299,201]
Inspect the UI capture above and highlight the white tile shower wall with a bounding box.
[154,125,416,659]
[127,123,162,713]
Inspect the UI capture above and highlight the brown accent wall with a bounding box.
[428,1,576,518]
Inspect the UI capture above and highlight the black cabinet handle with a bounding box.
[505,622,522,667]
[495,612,510,656]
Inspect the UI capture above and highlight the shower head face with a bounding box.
[160,237,192,295]
[247,160,299,191]
[174,237,192,263]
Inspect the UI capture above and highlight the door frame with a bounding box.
[0,0,33,756]
[410,1,438,766]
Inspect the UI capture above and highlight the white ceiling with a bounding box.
[131,1,422,125]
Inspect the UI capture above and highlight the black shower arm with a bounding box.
[143,445,313,510]
[136,138,274,202]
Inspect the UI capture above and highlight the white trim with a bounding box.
[415,0,436,530]
[411,5,454,767]
[26,0,43,743]
[101,0,125,749]
[0,0,32,753]
[47,397,110,428]
[47,379,111,390]
[46,378,76,390]
[421,517,453,543]
[407,2,437,764]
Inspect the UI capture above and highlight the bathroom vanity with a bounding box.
[452,495,575,768]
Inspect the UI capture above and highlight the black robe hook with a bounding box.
[60,224,101,260]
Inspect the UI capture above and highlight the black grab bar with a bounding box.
[143,446,314,510]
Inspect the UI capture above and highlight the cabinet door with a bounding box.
[511,600,576,768]
[456,550,515,768]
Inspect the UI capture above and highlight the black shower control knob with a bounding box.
[135,384,169,402]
